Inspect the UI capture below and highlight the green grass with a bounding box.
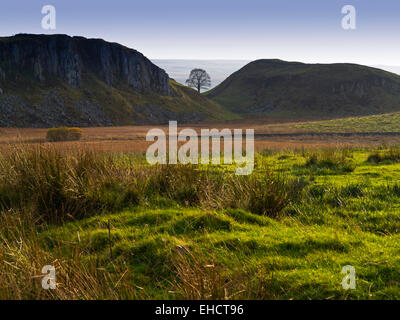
[37,204,400,299]
[2,146,400,299]
[295,112,400,133]
[367,148,400,164]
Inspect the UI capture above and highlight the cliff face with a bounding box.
[0,34,172,95]
[0,34,233,127]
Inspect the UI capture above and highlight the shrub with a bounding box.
[46,127,83,142]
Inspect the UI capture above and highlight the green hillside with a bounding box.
[205,59,400,119]
[0,34,237,127]
[295,112,400,133]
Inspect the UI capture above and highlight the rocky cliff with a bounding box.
[0,34,232,127]
[0,34,172,95]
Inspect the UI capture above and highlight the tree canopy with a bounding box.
[186,69,211,93]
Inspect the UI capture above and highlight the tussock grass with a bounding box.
[0,145,143,222]
[367,148,400,164]
[0,145,304,220]
[149,165,305,218]
[0,210,140,299]
[171,250,271,300]
[304,149,355,173]
[2,145,400,299]
[210,174,305,218]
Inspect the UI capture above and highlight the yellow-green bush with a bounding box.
[46,127,83,142]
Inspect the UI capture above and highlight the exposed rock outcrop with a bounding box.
[0,34,172,95]
[0,34,229,127]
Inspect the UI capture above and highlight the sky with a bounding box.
[0,0,399,66]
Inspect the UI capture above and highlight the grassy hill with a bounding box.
[1,75,236,127]
[295,112,400,133]
[205,59,400,119]
[0,34,237,127]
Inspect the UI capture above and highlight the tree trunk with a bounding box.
[197,83,201,93]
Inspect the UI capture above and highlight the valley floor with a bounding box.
[2,113,400,153]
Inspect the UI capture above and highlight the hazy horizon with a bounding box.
[1,0,399,66]
[152,59,400,90]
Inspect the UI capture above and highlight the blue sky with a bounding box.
[0,0,399,65]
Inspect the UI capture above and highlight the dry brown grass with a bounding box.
[0,210,140,300]
[1,122,400,154]
[171,249,271,300]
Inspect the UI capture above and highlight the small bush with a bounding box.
[46,127,83,142]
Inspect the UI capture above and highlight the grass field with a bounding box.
[3,114,400,153]
[295,112,400,133]
[1,133,400,299]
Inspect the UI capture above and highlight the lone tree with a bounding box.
[186,69,211,93]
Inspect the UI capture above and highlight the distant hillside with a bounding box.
[205,59,400,119]
[295,112,400,133]
[0,34,235,127]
